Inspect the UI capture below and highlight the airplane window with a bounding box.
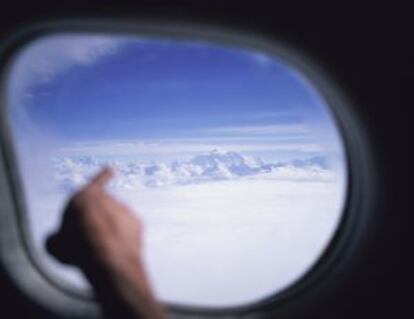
[6,33,347,307]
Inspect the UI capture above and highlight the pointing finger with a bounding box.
[89,167,115,189]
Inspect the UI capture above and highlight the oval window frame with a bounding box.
[0,19,376,319]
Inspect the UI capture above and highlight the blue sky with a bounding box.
[8,34,344,163]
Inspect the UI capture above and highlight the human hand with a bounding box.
[46,168,164,319]
[46,167,144,274]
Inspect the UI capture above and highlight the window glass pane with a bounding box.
[7,33,347,307]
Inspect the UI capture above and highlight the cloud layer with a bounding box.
[38,150,345,306]
[52,149,335,191]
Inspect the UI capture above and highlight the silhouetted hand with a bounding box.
[46,167,165,319]
[47,167,143,269]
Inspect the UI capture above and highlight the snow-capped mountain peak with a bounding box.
[52,150,333,191]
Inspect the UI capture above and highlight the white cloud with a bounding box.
[29,156,346,305]
[142,136,311,142]
[9,34,126,102]
[247,51,274,67]
[56,139,323,157]
[52,150,335,191]
[247,111,295,119]
[204,124,309,135]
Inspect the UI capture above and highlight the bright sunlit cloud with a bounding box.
[10,35,126,98]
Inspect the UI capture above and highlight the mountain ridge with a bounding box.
[52,149,334,190]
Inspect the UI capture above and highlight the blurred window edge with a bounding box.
[0,18,376,319]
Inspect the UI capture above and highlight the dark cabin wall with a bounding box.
[0,2,411,318]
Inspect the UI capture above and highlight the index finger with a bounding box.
[88,167,115,189]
